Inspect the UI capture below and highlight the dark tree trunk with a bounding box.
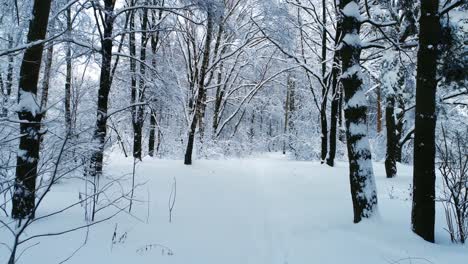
[319,0,328,163]
[411,0,440,243]
[89,0,115,177]
[12,0,52,220]
[184,10,214,165]
[326,23,342,167]
[339,0,378,223]
[148,3,163,158]
[129,6,140,160]
[283,75,294,154]
[64,7,72,137]
[385,96,397,178]
[132,6,148,160]
[320,106,328,162]
[148,113,156,157]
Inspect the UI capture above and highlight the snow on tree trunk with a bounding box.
[411,0,440,243]
[65,7,73,137]
[326,21,342,167]
[184,9,214,165]
[339,0,378,223]
[89,0,115,177]
[12,0,52,219]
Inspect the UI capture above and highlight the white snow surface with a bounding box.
[342,33,362,47]
[342,1,362,21]
[1,153,467,264]
[16,90,40,116]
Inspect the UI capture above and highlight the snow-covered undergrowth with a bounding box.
[1,153,467,264]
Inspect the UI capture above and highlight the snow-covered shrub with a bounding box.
[437,127,468,244]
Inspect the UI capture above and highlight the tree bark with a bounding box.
[320,0,328,163]
[12,0,52,219]
[339,0,378,223]
[2,34,14,117]
[326,23,342,167]
[148,2,163,157]
[385,96,397,178]
[132,6,148,160]
[411,0,440,243]
[376,86,382,133]
[64,7,73,137]
[89,0,115,177]
[148,113,156,157]
[184,9,214,165]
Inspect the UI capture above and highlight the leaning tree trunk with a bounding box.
[411,0,440,243]
[184,10,214,165]
[385,96,397,178]
[12,0,52,220]
[339,0,378,223]
[89,0,115,177]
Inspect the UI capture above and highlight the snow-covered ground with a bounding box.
[1,153,467,264]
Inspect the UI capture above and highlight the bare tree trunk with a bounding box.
[148,113,156,157]
[283,77,291,155]
[376,86,382,133]
[212,62,224,135]
[132,6,149,160]
[385,96,397,178]
[326,24,342,167]
[184,9,214,165]
[339,0,378,223]
[411,0,440,243]
[40,34,53,114]
[148,1,164,157]
[320,0,328,163]
[89,0,115,177]
[12,0,52,220]
[64,7,72,136]
[1,34,14,117]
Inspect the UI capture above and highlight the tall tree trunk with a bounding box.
[376,86,382,133]
[64,7,72,137]
[320,0,328,163]
[89,0,115,177]
[339,0,378,223]
[283,76,292,155]
[385,96,397,178]
[411,0,440,243]
[148,113,156,157]
[40,34,53,114]
[212,62,224,136]
[184,10,214,165]
[2,34,14,117]
[326,23,342,167]
[132,6,148,160]
[12,0,52,220]
[129,6,139,160]
[148,2,163,156]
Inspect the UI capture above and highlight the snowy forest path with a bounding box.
[3,155,467,264]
